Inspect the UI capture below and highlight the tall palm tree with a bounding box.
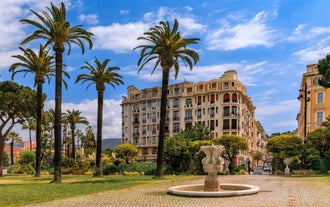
[76,57,123,176]
[6,131,22,165]
[20,2,93,183]
[62,109,89,160]
[134,19,200,177]
[10,45,55,177]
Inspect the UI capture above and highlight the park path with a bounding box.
[24,175,330,207]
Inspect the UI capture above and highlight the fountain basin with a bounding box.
[168,183,259,197]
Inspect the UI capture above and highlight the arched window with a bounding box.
[232,93,237,102]
[223,93,230,103]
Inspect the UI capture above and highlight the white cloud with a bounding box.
[293,37,330,63]
[90,22,149,53]
[79,14,99,25]
[206,11,276,51]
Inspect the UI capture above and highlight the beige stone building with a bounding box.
[121,70,267,165]
[297,64,330,138]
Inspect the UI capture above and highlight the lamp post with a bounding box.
[298,82,310,138]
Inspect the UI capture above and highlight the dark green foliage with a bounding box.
[317,54,330,88]
[62,156,76,168]
[3,151,10,167]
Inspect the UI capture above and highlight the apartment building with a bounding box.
[121,70,267,163]
[297,64,330,138]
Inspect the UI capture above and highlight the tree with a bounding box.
[253,151,263,167]
[0,81,37,176]
[180,123,212,141]
[306,128,330,160]
[115,144,138,164]
[6,131,23,165]
[22,118,35,151]
[10,44,55,177]
[62,109,89,160]
[317,55,330,88]
[21,2,93,183]
[164,134,192,173]
[134,19,200,177]
[80,126,96,157]
[76,57,123,176]
[213,134,248,173]
[266,134,304,171]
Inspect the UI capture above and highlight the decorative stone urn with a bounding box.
[199,144,225,191]
[284,158,292,175]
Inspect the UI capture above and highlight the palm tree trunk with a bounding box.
[71,126,75,160]
[95,90,104,176]
[0,138,4,176]
[53,45,63,183]
[35,84,42,177]
[155,68,170,177]
[10,141,14,165]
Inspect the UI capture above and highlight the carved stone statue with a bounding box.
[198,144,225,191]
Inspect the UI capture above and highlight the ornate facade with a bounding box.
[297,64,330,138]
[121,70,267,163]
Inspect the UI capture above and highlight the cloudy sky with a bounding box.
[1,0,330,140]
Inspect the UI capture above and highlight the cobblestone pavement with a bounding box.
[24,175,330,207]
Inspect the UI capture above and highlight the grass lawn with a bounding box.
[0,174,195,207]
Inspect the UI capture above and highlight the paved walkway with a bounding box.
[24,175,330,207]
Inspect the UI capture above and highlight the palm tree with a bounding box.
[10,45,55,177]
[76,57,123,176]
[62,109,89,160]
[6,132,22,165]
[134,19,200,177]
[22,118,36,150]
[20,2,93,183]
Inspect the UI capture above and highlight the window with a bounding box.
[197,109,202,119]
[142,102,147,111]
[224,82,229,89]
[231,119,237,129]
[232,106,238,116]
[232,93,237,102]
[223,119,229,129]
[185,98,192,106]
[133,104,139,112]
[316,111,324,123]
[185,110,192,120]
[223,106,230,116]
[152,101,157,109]
[223,93,230,103]
[197,96,202,105]
[210,107,215,117]
[142,114,147,123]
[173,123,180,132]
[187,87,193,93]
[210,120,215,130]
[210,94,215,104]
[152,125,157,134]
[317,92,324,104]
[152,112,157,122]
[173,99,180,108]
[173,111,180,120]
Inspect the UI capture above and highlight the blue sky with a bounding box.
[1,0,330,139]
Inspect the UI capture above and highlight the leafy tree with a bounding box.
[306,128,330,159]
[134,19,200,177]
[253,151,263,167]
[266,134,304,171]
[18,150,36,166]
[317,55,330,88]
[164,134,192,173]
[62,109,89,160]
[76,57,123,176]
[6,131,23,165]
[10,44,56,177]
[21,2,93,183]
[2,151,9,167]
[213,134,248,173]
[0,81,37,176]
[115,144,138,164]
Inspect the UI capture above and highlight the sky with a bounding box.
[1,0,330,140]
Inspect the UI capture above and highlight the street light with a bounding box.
[298,82,310,138]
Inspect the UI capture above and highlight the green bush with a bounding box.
[2,151,10,167]
[62,156,76,168]
[18,151,35,166]
[234,165,246,173]
[10,164,35,174]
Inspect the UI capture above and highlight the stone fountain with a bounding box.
[168,144,260,197]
